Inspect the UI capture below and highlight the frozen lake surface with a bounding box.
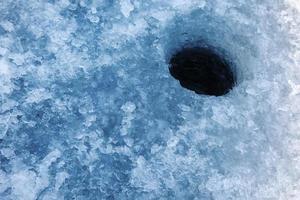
[0,0,300,199]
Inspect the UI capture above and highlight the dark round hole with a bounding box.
[169,47,235,96]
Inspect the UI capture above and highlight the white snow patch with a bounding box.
[0,20,14,32]
[120,102,136,136]
[288,80,300,96]
[120,0,134,18]
[285,0,300,11]
[26,88,52,103]
[130,156,160,191]
[0,170,9,193]
[11,150,61,200]
[0,58,11,75]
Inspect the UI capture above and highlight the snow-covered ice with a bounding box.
[0,0,300,199]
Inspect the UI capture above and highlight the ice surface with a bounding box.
[0,0,300,199]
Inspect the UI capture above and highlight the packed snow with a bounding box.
[0,0,300,199]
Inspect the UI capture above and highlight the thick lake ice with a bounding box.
[0,0,300,199]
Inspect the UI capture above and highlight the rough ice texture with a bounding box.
[0,0,299,199]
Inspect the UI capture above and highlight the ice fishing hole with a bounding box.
[169,47,235,96]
